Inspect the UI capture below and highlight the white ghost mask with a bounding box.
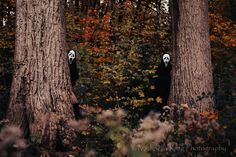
[68,50,75,64]
[163,54,170,67]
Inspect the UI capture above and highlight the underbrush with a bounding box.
[0,103,235,157]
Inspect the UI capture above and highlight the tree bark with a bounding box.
[169,0,214,111]
[7,0,77,149]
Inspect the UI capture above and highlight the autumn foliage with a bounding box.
[0,0,235,156]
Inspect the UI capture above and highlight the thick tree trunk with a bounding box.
[169,0,214,111]
[7,0,77,149]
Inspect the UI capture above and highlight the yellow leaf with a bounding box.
[153,75,158,78]
[138,91,145,97]
[156,96,163,103]
[147,98,154,102]
[103,80,111,84]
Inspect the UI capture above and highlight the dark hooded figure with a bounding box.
[68,50,79,86]
[154,53,172,111]
[139,54,172,118]
[68,50,81,119]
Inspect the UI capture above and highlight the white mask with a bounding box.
[162,54,170,67]
[68,50,75,64]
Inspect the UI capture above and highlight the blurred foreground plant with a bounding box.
[95,109,173,157]
[155,103,230,157]
[70,103,231,157]
[0,125,27,157]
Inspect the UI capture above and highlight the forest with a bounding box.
[0,0,235,157]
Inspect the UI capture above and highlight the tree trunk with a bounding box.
[7,0,77,149]
[169,0,214,111]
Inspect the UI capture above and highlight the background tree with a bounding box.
[208,0,236,147]
[0,0,15,119]
[169,0,215,111]
[7,0,76,149]
[209,0,236,108]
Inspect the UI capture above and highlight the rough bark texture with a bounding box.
[7,0,77,149]
[169,0,214,111]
